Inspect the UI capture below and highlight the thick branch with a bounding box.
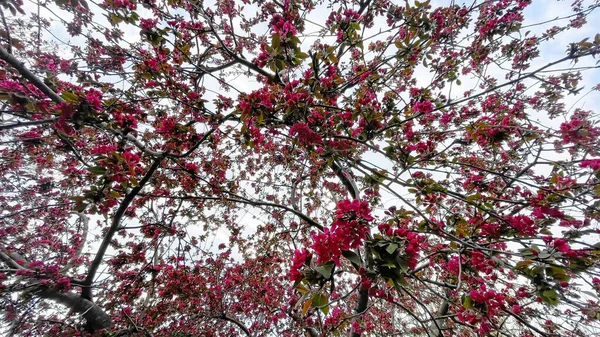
[36,289,112,331]
[0,45,64,104]
[427,300,449,337]
[82,156,164,299]
[330,160,359,200]
[0,248,27,270]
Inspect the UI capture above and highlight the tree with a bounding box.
[1,0,600,335]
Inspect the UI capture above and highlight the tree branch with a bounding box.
[349,288,369,337]
[0,248,27,270]
[330,160,359,200]
[427,299,449,337]
[137,194,324,231]
[437,51,597,113]
[36,288,112,331]
[82,156,164,300]
[62,212,89,273]
[0,118,58,130]
[216,314,251,336]
[0,45,64,104]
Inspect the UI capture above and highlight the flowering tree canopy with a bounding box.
[1,0,600,335]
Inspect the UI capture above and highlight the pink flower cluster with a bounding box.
[457,284,512,334]
[580,159,600,171]
[289,123,323,146]
[377,224,423,270]
[542,236,583,258]
[413,100,434,114]
[559,117,599,150]
[289,249,311,281]
[311,200,373,264]
[270,14,296,36]
[504,215,537,236]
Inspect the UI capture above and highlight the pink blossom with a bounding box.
[413,100,434,114]
[289,123,323,146]
[580,159,600,171]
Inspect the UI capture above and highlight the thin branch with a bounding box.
[0,118,58,130]
[437,51,597,113]
[137,194,324,231]
[0,202,72,221]
[62,212,89,272]
[216,314,251,336]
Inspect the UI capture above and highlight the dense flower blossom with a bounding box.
[311,200,373,264]
[289,122,323,146]
[505,215,537,236]
[1,0,599,336]
[270,14,297,36]
[413,100,435,114]
[289,249,311,281]
[580,159,600,170]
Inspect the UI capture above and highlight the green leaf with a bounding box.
[398,258,409,272]
[463,295,473,309]
[312,293,330,315]
[395,276,409,287]
[272,33,280,49]
[466,193,481,202]
[73,202,88,212]
[312,293,329,308]
[315,262,334,279]
[295,284,309,294]
[88,166,107,175]
[342,250,362,266]
[515,260,533,271]
[546,266,570,282]
[320,303,329,315]
[129,177,139,187]
[538,251,552,259]
[386,243,399,255]
[296,51,309,59]
[275,59,284,71]
[109,13,122,25]
[540,289,559,306]
[61,91,79,104]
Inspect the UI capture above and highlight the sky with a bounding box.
[1,0,599,334]
[7,0,600,301]
[15,0,597,256]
